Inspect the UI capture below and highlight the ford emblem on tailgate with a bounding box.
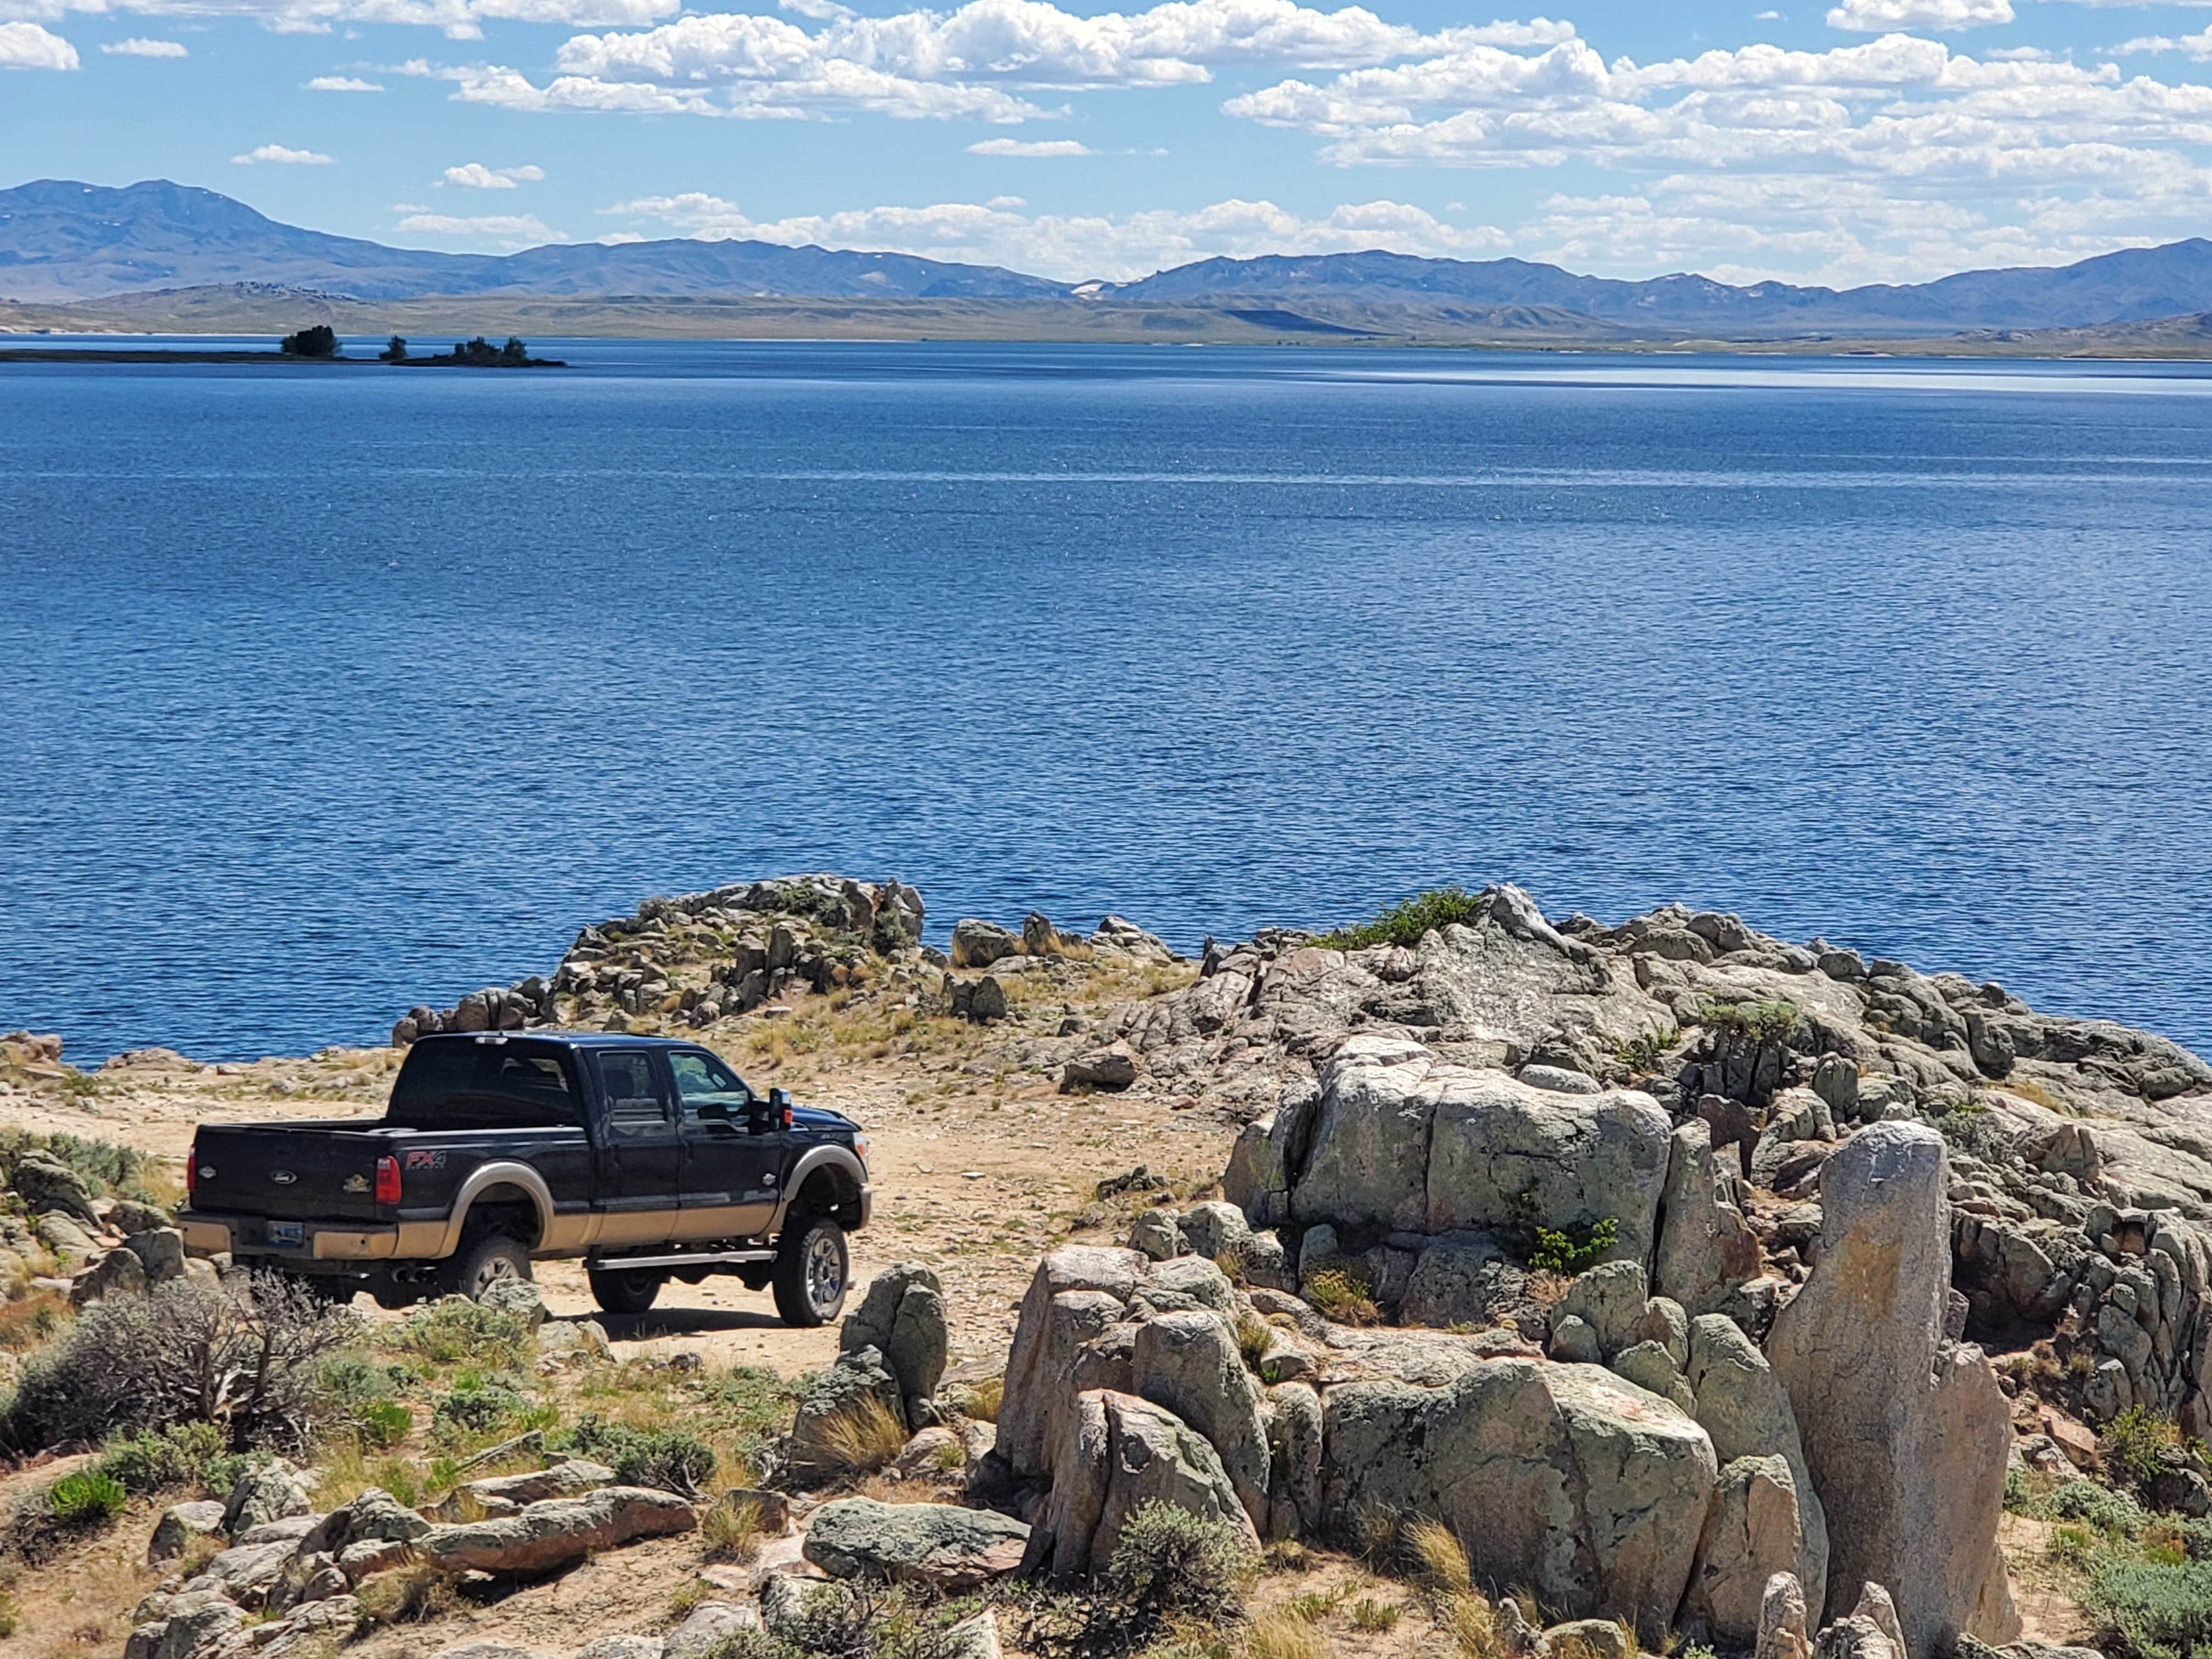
[343,1175,369,1194]
[271,1170,297,1185]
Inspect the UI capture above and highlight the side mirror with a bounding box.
[769,1087,791,1111]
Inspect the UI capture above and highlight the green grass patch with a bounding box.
[1318,886,1490,951]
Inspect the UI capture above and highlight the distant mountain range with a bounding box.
[10,177,2212,340]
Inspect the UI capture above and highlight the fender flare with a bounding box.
[431,1161,558,1259]
[768,1145,867,1235]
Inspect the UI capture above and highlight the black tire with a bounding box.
[772,1216,848,1327]
[445,1231,532,1301]
[589,1266,665,1316]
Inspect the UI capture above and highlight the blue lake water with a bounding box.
[4,338,2211,1063]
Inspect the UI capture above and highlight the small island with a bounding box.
[0,325,564,368]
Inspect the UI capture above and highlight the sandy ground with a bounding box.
[0,988,1235,1375]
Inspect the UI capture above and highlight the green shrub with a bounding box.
[1693,1000,1800,1046]
[49,1470,127,1526]
[0,1128,156,1197]
[391,1299,529,1369]
[2005,1466,2041,1515]
[432,1380,527,1440]
[709,1365,803,1453]
[555,1415,716,1496]
[0,1587,19,1637]
[1104,1499,1257,1628]
[2109,1407,2179,1488]
[2054,1480,2148,1538]
[2088,1557,2212,1658]
[2175,1519,2212,1563]
[1301,1263,1379,1326]
[356,1399,414,1448]
[1319,887,1490,951]
[93,1421,240,1496]
[1530,1217,1619,1275]
[1611,1029,1680,1075]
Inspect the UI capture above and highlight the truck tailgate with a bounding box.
[191,1123,389,1224]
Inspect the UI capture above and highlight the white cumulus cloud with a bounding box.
[442,160,547,184]
[968,136,1091,152]
[1825,0,2011,31]
[232,142,335,162]
[308,72,383,86]
[431,3,1583,121]
[394,211,557,244]
[600,189,1507,278]
[101,34,187,52]
[0,19,77,65]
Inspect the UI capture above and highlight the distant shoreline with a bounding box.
[0,346,563,366]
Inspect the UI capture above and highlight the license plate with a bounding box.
[268,1222,303,1246]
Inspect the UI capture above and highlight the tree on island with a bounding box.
[279,325,338,358]
[380,336,408,363]
[500,336,528,366]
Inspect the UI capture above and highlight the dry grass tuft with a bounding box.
[1247,1609,1331,1659]
[812,1397,910,1479]
[1234,1316,1275,1373]
[703,1497,765,1564]
[1442,1592,1505,1659]
[353,1561,460,1626]
[1405,1517,1471,1595]
[961,1377,1003,1424]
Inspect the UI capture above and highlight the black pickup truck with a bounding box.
[177,1032,871,1324]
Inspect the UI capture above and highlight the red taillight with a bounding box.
[374,1156,402,1206]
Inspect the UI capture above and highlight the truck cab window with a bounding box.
[596,1050,672,1136]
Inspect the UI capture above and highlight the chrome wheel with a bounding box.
[805,1228,845,1314]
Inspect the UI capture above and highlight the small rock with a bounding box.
[148,1501,227,1565]
[1521,1065,1602,1096]
[1062,1042,1141,1093]
[664,1602,761,1659]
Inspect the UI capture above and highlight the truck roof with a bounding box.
[406,1031,708,1052]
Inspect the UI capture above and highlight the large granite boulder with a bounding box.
[1684,1455,1820,1646]
[1130,1308,1270,1530]
[1767,1123,2019,1655]
[1322,1357,1717,1644]
[1655,1120,1762,1316]
[996,1247,1146,1481]
[1686,1314,1827,1618]
[1025,1390,1258,1584]
[1288,1037,1672,1263]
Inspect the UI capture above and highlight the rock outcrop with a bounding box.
[1767,1124,2018,1654]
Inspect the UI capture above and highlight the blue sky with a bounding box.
[7,0,2212,282]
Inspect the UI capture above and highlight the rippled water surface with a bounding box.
[4,340,2211,1061]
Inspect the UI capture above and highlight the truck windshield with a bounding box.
[386,1039,584,1128]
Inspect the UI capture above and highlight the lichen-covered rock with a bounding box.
[1322,1357,1717,1644]
[149,1500,227,1565]
[1130,1307,1271,1530]
[1767,1123,2019,1654]
[221,1464,313,1537]
[802,1497,1030,1588]
[1685,1456,1819,1645]
[664,1602,761,1659]
[1025,1390,1258,1583]
[1655,1121,1762,1316]
[996,1247,1146,1481]
[789,1345,907,1480]
[842,1263,950,1422]
[417,1487,696,1575]
[1685,1314,1828,1618]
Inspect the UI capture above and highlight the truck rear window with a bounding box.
[386,1040,583,1129]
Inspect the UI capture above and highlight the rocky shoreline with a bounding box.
[8,873,2212,1659]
